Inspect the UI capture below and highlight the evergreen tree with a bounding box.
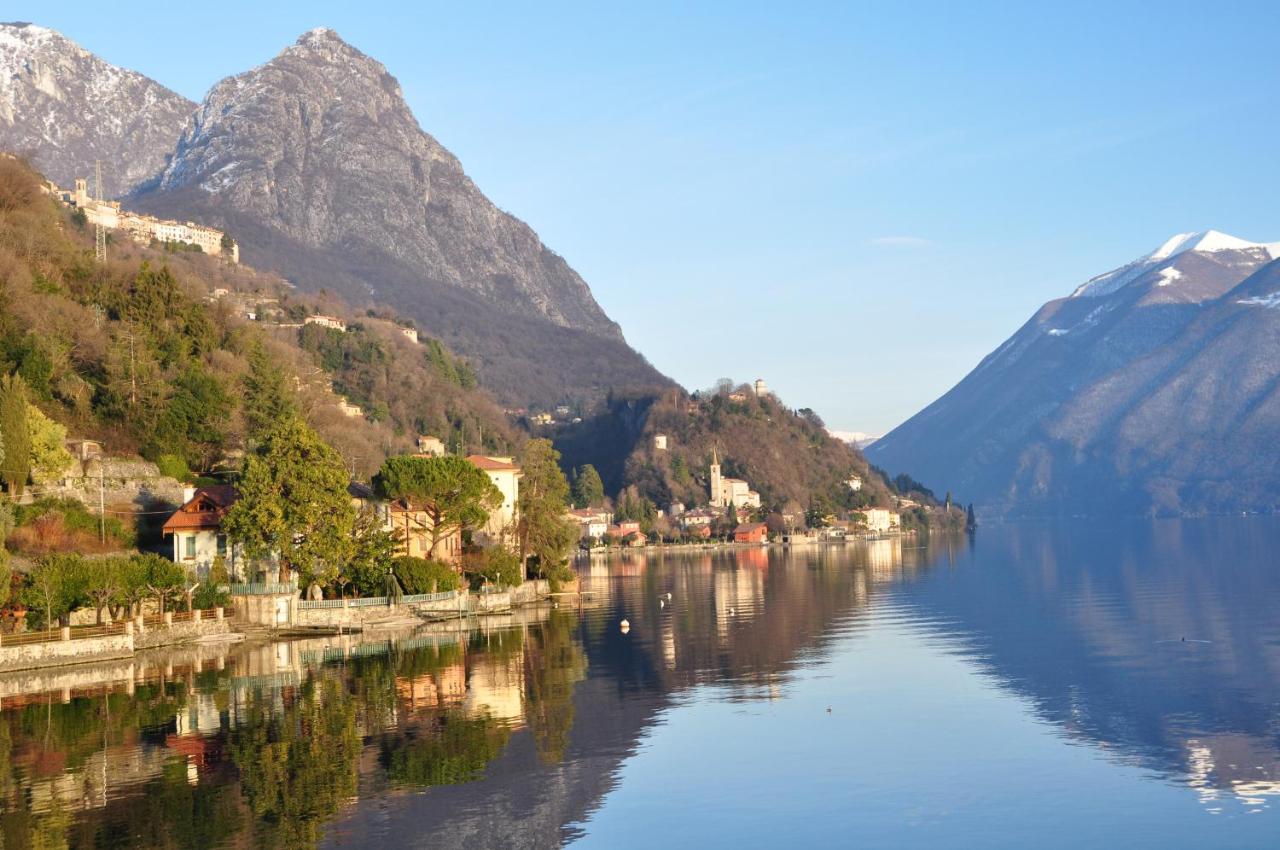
[966,503,977,530]
[223,415,356,589]
[0,373,31,496]
[242,342,296,441]
[517,439,577,575]
[27,403,72,484]
[571,464,605,508]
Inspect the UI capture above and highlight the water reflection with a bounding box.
[0,521,1278,847]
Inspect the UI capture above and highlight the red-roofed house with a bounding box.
[162,486,239,578]
[733,522,769,544]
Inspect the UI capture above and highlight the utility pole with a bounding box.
[94,160,106,264]
[99,467,106,544]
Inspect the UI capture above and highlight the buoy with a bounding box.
[665,592,672,600]
[729,607,736,616]
[620,619,631,634]
[659,599,665,608]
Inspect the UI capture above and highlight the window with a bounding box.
[184,535,197,559]
[216,534,227,556]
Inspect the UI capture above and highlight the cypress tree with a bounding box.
[0,374,30,496]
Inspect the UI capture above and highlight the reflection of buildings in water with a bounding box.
[463,651,526,727]
[737,547,769,571]
[862,538,904,582]
[21,742,175,814]
[174,691,222,737]
[714,567,765,641]
[662,620,677,670]
[1186,734,1280,814]
[397,662,467,713]
[853,570,867,607]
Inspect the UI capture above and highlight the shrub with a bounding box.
[10,497,134,553]
[393,556,460,595]
[155,453,193,482]
[465,547,523,590]
[193,579,230,610]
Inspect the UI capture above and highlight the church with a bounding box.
[709,448,761,511]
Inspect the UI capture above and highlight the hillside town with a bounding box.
[43,175,239,261]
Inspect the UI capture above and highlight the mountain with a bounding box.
[130,28,670,407]
[868,230,1280,517]
[0,22,192,192]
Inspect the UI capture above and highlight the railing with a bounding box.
[1,621,128,647]
[347,596,390,608]
[297,598,347,610]
[229,581,298,595]
[402,591,458,604]
[0,608,231,648]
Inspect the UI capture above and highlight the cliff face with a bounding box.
[0,22,192,191]
[132,28,669,405]
[868,232,1280,517]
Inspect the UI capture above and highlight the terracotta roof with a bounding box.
[467,454,520,471]
[162,486,238,534]
[734,522,768,533]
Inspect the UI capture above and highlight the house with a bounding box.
[162,486,239,579]
[349,482,463,566]
[65,439,103,462]
[753,378,768,397]
[688,524,712,539]
[728,391,748,402]
[415,435,446,457]
[860,508,900,534]
[305,314,347,332]
[467,455,522,546]
[733,522,769,544]
[337,398,364,418]
[654,434,668,450]
[400,326,420,344]
[607,526,646,547]
[565,508,611,540]
[680,508,718,528]
[386,498,463,565]
[846,476,863,492]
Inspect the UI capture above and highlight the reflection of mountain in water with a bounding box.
[898,519,1280,815]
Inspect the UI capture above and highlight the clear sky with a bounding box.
[11,1,1280,433]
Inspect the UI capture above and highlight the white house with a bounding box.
[305,314,347,331]
[162,485,240,579]
[468,455,522,546]
[860,508,900,534]
[709,448,761,510]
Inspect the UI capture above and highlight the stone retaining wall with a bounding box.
[0,634,134,674]
[292,580,553,629]
[133,617,232,650]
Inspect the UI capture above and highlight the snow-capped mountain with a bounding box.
[0,22,191,191]
[868,230,1280,516]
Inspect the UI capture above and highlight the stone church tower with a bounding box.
[709,446,723,507]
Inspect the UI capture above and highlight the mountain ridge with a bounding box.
[869,231,1280,517]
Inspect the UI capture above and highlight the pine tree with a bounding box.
[0,374,31,496]
[966,503,977,530]
[243,342,296,441]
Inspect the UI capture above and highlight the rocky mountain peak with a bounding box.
[0,22,192,191]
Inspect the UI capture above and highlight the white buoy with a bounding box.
[659,599,665,608]
[729,607,736,616]
[620,618,631,634]
[665,592,672,600]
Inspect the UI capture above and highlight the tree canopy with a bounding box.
[222,415,356,588]
[517,439,577,576]
[374,455,501,559]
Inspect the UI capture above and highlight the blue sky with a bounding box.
[12,1,1280,433]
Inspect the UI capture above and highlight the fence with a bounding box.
[297,590,461,610]
[229,581,298,595]
[1,608,229,648]
[1,621,128,648]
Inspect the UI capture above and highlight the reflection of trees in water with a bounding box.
[380,714,511,789]
[523,610,589,764]
[228,676,359,849]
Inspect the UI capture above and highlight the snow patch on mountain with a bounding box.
[1237,293,1280,310]
[1156,267,1183,287]
[1072,230,1279,299]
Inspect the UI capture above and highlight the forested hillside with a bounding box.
[0,156,515,480]
[554,384,900,515]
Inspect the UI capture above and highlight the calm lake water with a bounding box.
[2,519,1279,848]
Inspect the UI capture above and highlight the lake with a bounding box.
[1,518,1278,848]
